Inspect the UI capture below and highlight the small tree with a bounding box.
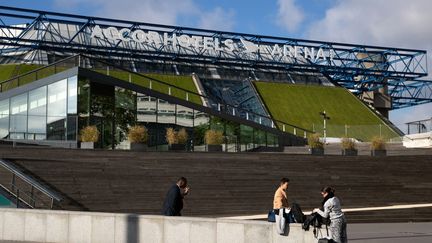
[205,130,224,145]
[308,133,323,149]
[128,125,148,144]
[80,126,99,142]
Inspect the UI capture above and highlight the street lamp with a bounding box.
[319,111,330,143]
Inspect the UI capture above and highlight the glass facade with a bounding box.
[0,99,9,139]
[0,76,78,142]
[0,74,279,151]
[28,86,47,140]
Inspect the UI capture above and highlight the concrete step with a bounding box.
[0,147,431,223]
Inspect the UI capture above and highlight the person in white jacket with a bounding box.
[313,187,347,243]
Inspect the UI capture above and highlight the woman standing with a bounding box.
[313,187,347,243]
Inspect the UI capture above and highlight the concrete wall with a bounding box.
[403,132,432,148]
[0,208,322,243]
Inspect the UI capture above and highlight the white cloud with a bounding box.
[307,0,432,48]
[276,0,305,32]
[198,7,235,31]
[53,0,235,30]
[306,0,432,129]
[55,0,197,25]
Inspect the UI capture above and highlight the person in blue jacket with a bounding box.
[161,177,190,216]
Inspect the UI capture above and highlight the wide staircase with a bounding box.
[0,146,431,223]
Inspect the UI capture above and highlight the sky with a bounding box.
[1,0,431,131]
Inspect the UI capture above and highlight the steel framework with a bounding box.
[0,5,431,109]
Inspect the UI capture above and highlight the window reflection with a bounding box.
[67,76,78,114]
[47,79,67,140]
[28,86,47,140]
[10,93,27,139]
[137,94,156,123]
[0,99,9,139]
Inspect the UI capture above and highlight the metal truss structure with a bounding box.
[0,5,431,109]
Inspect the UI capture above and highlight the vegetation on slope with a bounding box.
[254,82,398,141]
[105,70,202,105]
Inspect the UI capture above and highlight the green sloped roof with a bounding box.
[254,82,398,141]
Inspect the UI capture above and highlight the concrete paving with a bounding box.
[348,222,432,243]
[1,222,431,243]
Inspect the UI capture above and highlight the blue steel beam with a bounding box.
[0,5,431,109]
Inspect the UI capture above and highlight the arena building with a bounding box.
[0,5,431,150]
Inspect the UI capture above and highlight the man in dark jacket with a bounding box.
[161,177,190,216]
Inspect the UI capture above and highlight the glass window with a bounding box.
[240,124,253,151]
[0,99,9,139]
[67,76,78,141]
[47,79,67,140]
[10,93,27,139]
[115,87,136,145]
[193,111,209,150]
[137,94,156,123]
[28,86,47,136]
[78,77,90,116]
[176,105,193,127]
[67,76,78,114]
[157,99,175,124]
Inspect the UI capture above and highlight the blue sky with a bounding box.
[2,0,431,131]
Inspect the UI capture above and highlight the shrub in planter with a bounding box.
[166,128,188,151]
[341,137,357,156]
[205,130,224,152]
[177,128,188,145]
[308,133,324,155]
[166,127,177,145]
[370,136,386,156]
[128,125,149,151]
[80,126,99,149]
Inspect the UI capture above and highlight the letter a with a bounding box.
[91,25,103,39]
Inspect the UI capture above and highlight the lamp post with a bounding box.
[319,111,330,143]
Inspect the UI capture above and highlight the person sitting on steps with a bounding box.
[273,177,290,234]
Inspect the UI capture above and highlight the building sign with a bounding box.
[91,25,334,63]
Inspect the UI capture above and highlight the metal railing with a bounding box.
[0,54,313,138]
[0,159,62,209]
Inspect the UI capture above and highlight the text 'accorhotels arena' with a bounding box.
[91,25,335,63]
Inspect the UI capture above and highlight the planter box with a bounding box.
[311,148,324,155]
[80,142,94,149]
[371,149,387,156]
[206,144,223,152]
[342,149,358,156]
[130,143,148,151]
[169,144,186,151]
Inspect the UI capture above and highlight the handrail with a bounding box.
[0,54,313,135]
[81,55,313,134]
[0,159,63,203]
[0,54,79,85]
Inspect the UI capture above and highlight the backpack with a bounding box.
[302,212,330,231]
[290,203,306,223]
